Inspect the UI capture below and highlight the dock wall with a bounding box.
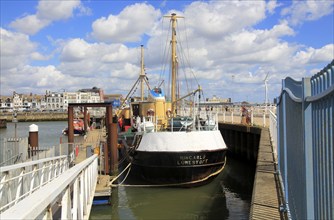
[218,123,261,162]
[219,123,283,219]
[0,112,68,122]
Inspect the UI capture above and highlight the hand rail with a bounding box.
[0,155,69,212]
[1,155,98,220]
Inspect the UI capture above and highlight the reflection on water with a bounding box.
[90,157,255,220]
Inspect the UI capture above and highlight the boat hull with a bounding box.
[62,129,85,136]
[129,149,227,186]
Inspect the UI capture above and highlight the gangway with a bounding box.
[0,155,69,213]
[1,155,98,219]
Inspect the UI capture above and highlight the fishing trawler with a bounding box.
[118,13,227,187]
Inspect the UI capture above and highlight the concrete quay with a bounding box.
[0,112,68,122]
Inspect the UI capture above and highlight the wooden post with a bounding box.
[103,142,109,174]
[29,124,38,157]
[111,122,118,175]
[106,105,113,175]
[68,106,74,154]
[84,107,88,132]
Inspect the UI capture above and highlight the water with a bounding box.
[90,157,255,220]
[0,121,67,148]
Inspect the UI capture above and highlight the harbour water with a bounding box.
[90,157,255,220]
[0,121,256,219]
[0,121,67,148]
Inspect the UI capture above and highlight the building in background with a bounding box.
[46,91,63,111]
[0,87,106,113]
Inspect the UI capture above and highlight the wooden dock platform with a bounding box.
[249,128,286,220]
[74,129,112,203]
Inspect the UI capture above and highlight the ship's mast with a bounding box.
[164,13,183,115]
[169,13,185,115]
[171,13,177,115]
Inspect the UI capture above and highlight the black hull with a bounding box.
[128,149,227,187]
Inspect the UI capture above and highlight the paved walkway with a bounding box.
[250,128,286,220]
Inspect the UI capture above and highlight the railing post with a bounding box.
[303,78,315,220]
[61,186,71,219]
[68,106,74,154]
[281,80,290,216]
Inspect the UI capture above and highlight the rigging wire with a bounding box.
[176,18,196,100]
[180,18,199,87]
[158,15,202,102]
[159,17,172,87]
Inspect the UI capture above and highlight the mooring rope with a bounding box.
[109,157,227,188]
[109,162,132,186]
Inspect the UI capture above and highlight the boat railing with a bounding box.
[154,115,165,131]
[0,155,69,213]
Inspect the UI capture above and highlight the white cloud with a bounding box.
[9,14,50,35]
[281,0,334,26]
[36,0,81,21]
[9,0,83,35]
[91,3,161,43]
[0,65,75,95]
[0,28,36,70]
[77,4,92,16]
[30,52,50,61]
[184,1,267,39]
[293,44,334,64]
[267,0,279,14]
[58,38,140,81]
[60,38,91,62]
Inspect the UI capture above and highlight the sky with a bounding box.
[1,0,333,103]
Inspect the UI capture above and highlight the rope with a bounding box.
[109,162,132,186]
[118,165,132,185]
[110,157,227,188]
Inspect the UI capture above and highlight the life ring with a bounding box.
[147,109,154,116]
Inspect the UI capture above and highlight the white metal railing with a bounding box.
[0,155,69,212]
[1,154,98,220]
[0,137,28,166]
[167,105,275,127]
[269,110,277,160]
[217,111,271,127]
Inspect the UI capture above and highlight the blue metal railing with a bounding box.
[277,60,334,220]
